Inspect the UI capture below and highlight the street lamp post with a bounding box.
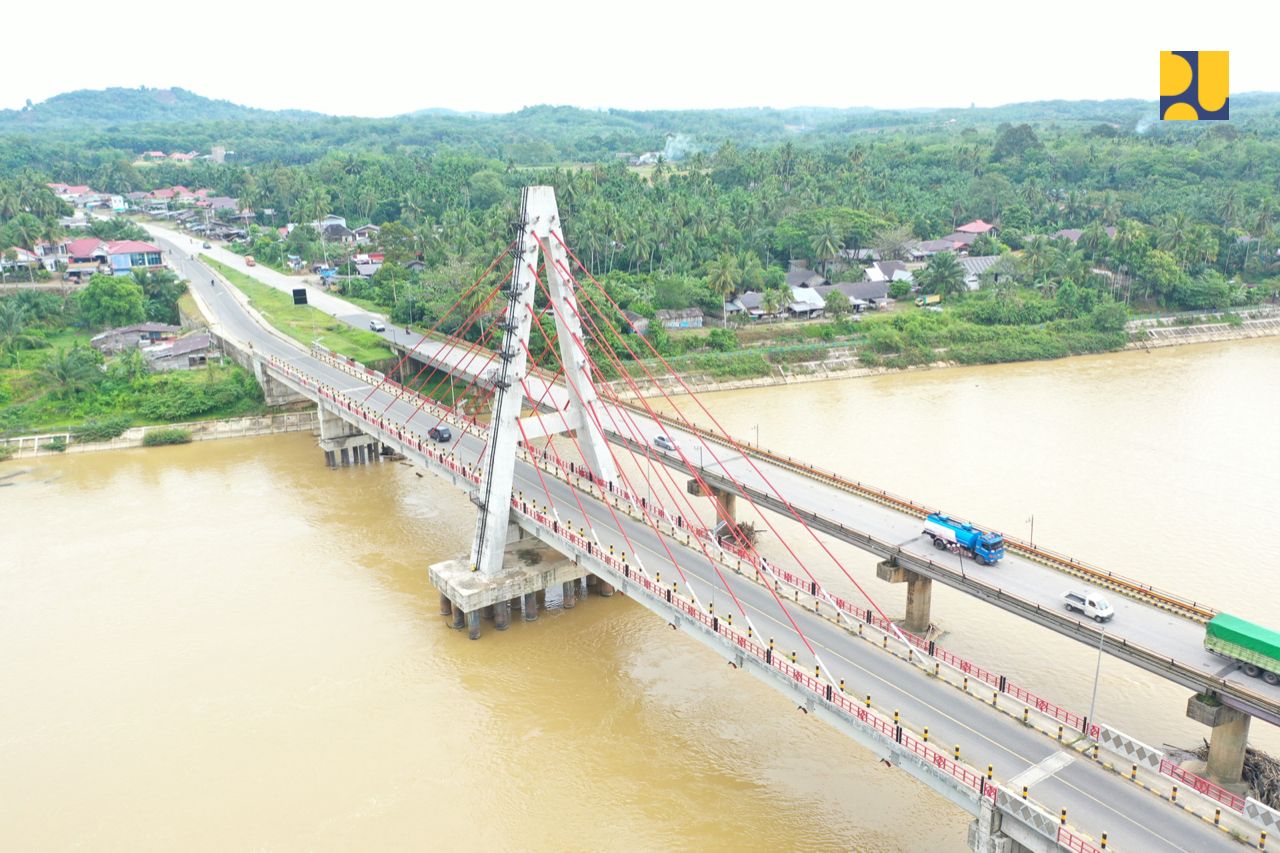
[753,424,759,447]
[1087,627,1105,727]
[1027,514,1035,547]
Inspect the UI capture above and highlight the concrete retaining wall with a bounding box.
[2,410,319,458]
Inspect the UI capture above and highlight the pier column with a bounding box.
[598,579,616,597]
[876,560,933,634]
[688,479,737,525]
[1188,694,1251,787]
[562,580,577,609]
[466,610,482,640]
[523,592,539,621]
[451,602,466,630]
[439,593,453,616]
[494,600,511,631]
[324,450,336,467]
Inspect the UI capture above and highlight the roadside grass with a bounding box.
[203,256,393,364]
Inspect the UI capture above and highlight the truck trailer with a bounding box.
[921,513,1005,565]
[1204,613,1280,685]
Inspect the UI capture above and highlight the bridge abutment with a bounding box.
[876,560,933,635]
[1187,693,1251,790]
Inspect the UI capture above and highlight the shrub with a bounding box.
[73,416,133,443]
[143,428,192,446]
[45,436,67,452]
[0,444,14,461]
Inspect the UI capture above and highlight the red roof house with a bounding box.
[955,219,997,235]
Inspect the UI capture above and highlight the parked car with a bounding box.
[244,255,256,266]
[1062,589,1114,622]
[369,319,386,332]
[653,434,678,452]
[202,242,212,249]
[428,426,452,442]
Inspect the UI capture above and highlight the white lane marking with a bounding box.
[1008,750,1075,788]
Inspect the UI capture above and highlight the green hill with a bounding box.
[0,87,325,126]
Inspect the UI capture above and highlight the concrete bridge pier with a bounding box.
[466,610,482,640]
[876,559,933,634]
[562,580,577,609]
[450,602,466,630]
[439,593,453,616]
[522,592,539,621]
[318,404,374,467]
[967,796,1034,853]
[1187,693,1251,790]
[687,478,737,526]
[597,576,616,597]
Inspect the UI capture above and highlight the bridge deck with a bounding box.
[160,230,1262,851]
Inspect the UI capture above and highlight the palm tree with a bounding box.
[761,284,788,318]
[38,346,99,399]
[1157,212,1191,265]
[916,252,966,298]
[809,219,844,274]
[705,253,741,327]
[0,301,42,365]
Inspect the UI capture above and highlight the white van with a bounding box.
[369,319,387,333]
[1062,589,1114,623]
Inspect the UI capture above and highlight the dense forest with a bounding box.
[2,87,1280,394]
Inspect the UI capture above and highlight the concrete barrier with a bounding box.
[1246,798,1280,833]
[1098,724,1163,772]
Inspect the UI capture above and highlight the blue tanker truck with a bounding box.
[922,514,1006,565]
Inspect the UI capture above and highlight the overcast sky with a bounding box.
[5,0,1272,115]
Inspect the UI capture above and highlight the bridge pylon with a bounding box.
[469,186,617,577]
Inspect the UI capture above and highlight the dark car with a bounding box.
[428,426,452,443]
[202,241,212,249]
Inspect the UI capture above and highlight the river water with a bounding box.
[2,338,1277,850]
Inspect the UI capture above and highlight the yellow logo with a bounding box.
[1161,51,1229,120]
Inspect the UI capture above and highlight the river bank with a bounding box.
[606,310,1280,397]
[0,409,318,458]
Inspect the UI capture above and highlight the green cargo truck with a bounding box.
[1204,614,1280,685]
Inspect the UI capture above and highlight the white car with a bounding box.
[653,434,678,452]
[1062,589,1114,622]
[369,319,387,332]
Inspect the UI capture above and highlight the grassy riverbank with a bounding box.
[0,285,270,439]
[203,257,394,364]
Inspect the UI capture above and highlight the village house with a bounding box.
[622,310,650,335]
[785,268,829,289]
[955,219,998,236]
[0,247,41,276]
[64,237,164,279]
[865,260,913,284]
[814,280,892,312]
[787,285,826,319]
[90,323,181,354]
[353,224,381,244]
[654,308,704,329]
[957,255,1004,291]
[144,333,220,371]
[726,291,768,320]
